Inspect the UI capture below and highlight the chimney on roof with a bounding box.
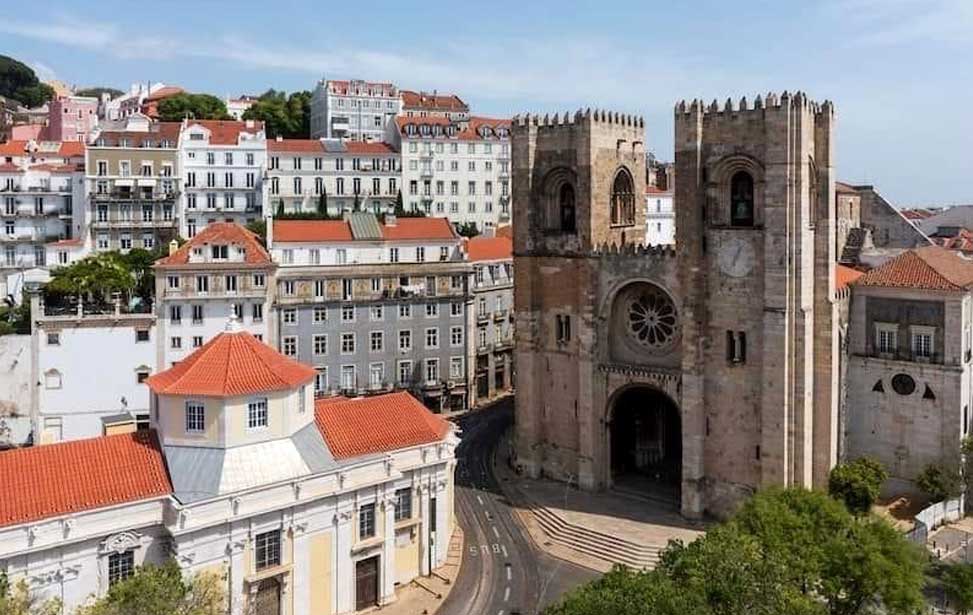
[245,119,254,129]
[385,213,397,227]
[168,239,179,257]
[276,134,283,142]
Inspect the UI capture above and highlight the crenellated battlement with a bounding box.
[592,241,677,259]
[674,91,834,118]
[513,108,645,130]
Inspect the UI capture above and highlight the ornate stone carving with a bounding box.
[101,530,141,555]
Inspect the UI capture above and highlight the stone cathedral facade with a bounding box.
[512,93,840,519]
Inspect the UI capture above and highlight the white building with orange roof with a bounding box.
[177,119,267,238]
[310,79,401,142]
[0,325,458,614]
[265,137,399,216]
[845,246,973,488]
[0,139,86,296]
[389,115,512,232]
[154,222,277,369]
[400,90,469,121]
[644,184,674,245]
[467,234,514,405]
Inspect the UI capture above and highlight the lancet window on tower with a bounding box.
[559,183,576,233]
[610,169,635,226]
[730,171,755,227]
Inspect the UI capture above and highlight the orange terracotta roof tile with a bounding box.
[382,217,457,241]
[93,123,182,147]
[467,236,512,261]
[339,141,396,154]
[184,119,264,145]
[273,219,353,242]
[835,264,864,291]
[314,392,450,459]
[268,139,325,153]
[156,222,272,267]
[0,140,28,156]
[856,246,973,291]
[496,225,512,239]
[46,237,83,247]
[145,330,316,397]
[0,140,85,158]
[58,141,85,157]
[0,430,171,527]
[400,90,468,111]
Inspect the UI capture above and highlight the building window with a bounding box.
[451,301,463,316]
[399,330,412,351]
[425,358,440,382]
[108,550,135,586]
[171,336,182,349]
[247,398,269,429]
[315,368,328,393]
[370,305,384,321]
[726,330,747,363]
[255,530,281,570]
[911,326,935,360]
[875,323,898,355]
[425,327,439,349]
[313,334,328,355]
[283,308,297,324]
[135,329,150,343]
[369,362,384,387]
[398,360,413,385]
[341,332,356,354]
[450,356,463,379]
[730,171,755,227]
[370,331,384,352]
[399,304,412,319]
[47,331,60,346]
[416,247,425,263]
[313,306,327,323]
[559,184,576,232]
[610,169,635,226]
[252,303,264,322]
[451,326,463,347]
[394,488,412,521]
[555,314,571,344]
[359,503,376,540]
[282,336,297,356]
[185,401,205,433]
[341,305,355,322]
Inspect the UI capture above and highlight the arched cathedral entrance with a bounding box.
[609,386,681,501]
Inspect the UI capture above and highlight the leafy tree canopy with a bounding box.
[242,89,311,138]
[0,574,61,615]
[245,219,266,246]
[939,562,973,614]
[44,248,164,306]
[76,87,124,99]
[0,55,55,108]
[74,561,224,615]
[828,457,888,515]
[156,93,230,122]
[916,463,963,503]
[545,488,928,615]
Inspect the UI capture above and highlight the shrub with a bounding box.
[828,457,888,514]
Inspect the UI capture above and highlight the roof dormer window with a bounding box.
[211,244,228,260]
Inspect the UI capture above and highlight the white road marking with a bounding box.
[506,567,512,581]
[502,545,508,558]
[498,611,504,615]
[492,526,500,538]
[504,586,511,602]
[477,495,484,505]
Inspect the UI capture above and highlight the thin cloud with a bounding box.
[828,0,973,46]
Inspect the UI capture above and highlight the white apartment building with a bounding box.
[29,292,157,443]
[225,95,256,120]
[178,119,267,238]
[266,137,400,216]
[644,185,675,245]
[154,222,277,369]
[388,116,512,232]
[309,79,401,142]
[0,140,86,293]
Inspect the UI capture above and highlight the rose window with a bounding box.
[627,287,677,348]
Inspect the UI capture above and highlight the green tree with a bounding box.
[352,191,361,212]
[394,189,404,213]
[275,200,285,217]
[828,457,888,515]
[456,222,480,238]
[317,188,329,217]
[941,563,973,614]
[245,220,266,247]
[0,55,55,107]
[75,87,124,100]
[0,574,62,615]
[241,89,311,138]
[156,93,230,122]
[916,463,963,502]
[74,561,224,615]
[544,488,928,615]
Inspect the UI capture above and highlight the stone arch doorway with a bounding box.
[609,386,681,501]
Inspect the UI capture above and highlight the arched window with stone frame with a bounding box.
[610,168,636,227]
[559,183,576,233]
[730,171,755,227]
[541,167,578,234]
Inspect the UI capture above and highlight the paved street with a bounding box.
[439,398,597,615]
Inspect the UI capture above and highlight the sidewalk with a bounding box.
[493,429,705,573]
[371,526,465,615]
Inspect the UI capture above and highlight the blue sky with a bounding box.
[2,0,971,205]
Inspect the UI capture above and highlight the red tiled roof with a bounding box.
[856,246,973,291]
[0,140,85,158]
[30,163,82,173]
[933,230,973,253]
[93,123,182,147]
[467,236,512,261]
[145,330,316,397]
[155,222,271,267]
[0,163,19,172]
[184,120,265,145]
[0,430,172,527]
[0,141,28,156]
[58,141,85,157]
[268,139,324,153]
[314,392,450,459]
[395,116,451,129]
[901,208,934,220]
[327,80,396,96]
[835,264,864,291]
[496,225,512,239]
[645,185,670,195]
[382,217,457,241]
[273,219,353,242]
[400,90,468,112]
[144,86,184,101]
[46,237,83,247]
[339,141,397,154]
